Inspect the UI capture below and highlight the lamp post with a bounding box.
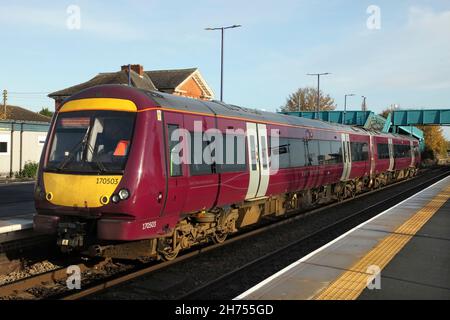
[344,93,355,124]
[205,24,242,101]
[307,73,331,119]
[361,95,367,111]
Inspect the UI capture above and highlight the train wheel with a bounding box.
[158,237,180,261]
[160,248,179,261]
[213,231,228,244]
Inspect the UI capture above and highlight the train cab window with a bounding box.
[351,142,369,162]
[288,138,306,167]
[168,124,182,177]
[46,111,135,173]
[306,140,319,166]
[377,143,390,159]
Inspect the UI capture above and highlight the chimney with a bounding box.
[121,64,144,76]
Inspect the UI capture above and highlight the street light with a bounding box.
[307,72,331,119]
[344,93,355,124]
[205,24,242,101]
[361,96,367,111]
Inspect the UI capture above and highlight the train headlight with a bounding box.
[118,189,130,200]
[111,194,120,204]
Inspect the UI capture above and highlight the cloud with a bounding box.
[268,6,450,104]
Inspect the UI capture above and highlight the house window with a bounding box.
[0,142,7,153]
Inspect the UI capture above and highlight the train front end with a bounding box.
[33,86,165,255]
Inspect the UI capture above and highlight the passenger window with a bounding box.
[190,133,214,175]
[220,134,246,173]
[330,141,343,164]
[289,138,306,167]
[260,136,268,169]
[307,140,319,166]
[377,143,390,159]
[272,138,290,169]
[249,135,257,171]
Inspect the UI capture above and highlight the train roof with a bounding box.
[142,89,415,140]
[142,89,364,132]
[64,84,417,141]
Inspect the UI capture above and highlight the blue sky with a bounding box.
[1,0,449,136]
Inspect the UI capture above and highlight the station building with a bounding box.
[0,106,51,177]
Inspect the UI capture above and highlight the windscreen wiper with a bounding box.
[57,127,91,171]
[85,141,108,173]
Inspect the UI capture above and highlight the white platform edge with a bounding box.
[234,175,450,300]
[0,219,33,234]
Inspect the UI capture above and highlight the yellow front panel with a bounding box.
[59,98,137,113]
[43,173,122,208]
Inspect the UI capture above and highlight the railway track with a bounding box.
[0,166,447,300]
[180,168,450,299]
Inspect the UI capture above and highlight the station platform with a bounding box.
[0,214,34,234]
[236,176,450,300]
[0,182,36,239]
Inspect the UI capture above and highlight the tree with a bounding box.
[281,87,336,112]
[39,107,54,117]
[417,125,447,159]
[379,105,400,119]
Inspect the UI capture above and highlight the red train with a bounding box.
[34,85,420,260]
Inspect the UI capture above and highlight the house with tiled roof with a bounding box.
[49,65,214,110]
[2,105,51,123]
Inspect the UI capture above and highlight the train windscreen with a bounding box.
[45,110,136,173]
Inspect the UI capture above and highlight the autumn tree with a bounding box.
[39,107,54,117]
[281,87,336,112]
[417,125,447,159]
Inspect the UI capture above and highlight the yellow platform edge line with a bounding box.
[313,185,450,300]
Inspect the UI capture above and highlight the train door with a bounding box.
[369,134,375,179]
[245,123,270,199]
[256,124,270,197]
[388,138,394,171]
[340,133,352,181]
[161,113,188,216]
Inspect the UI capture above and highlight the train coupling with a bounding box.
[57,222,86,253]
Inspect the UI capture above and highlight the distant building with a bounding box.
[0,105,51,177]
[49,65,214,110]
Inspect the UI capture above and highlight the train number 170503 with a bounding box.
[96,178,119,185]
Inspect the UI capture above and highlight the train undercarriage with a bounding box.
[75,167,418,261]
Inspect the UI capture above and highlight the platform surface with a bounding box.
[0,182,35,235]
[236,176,450,300]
